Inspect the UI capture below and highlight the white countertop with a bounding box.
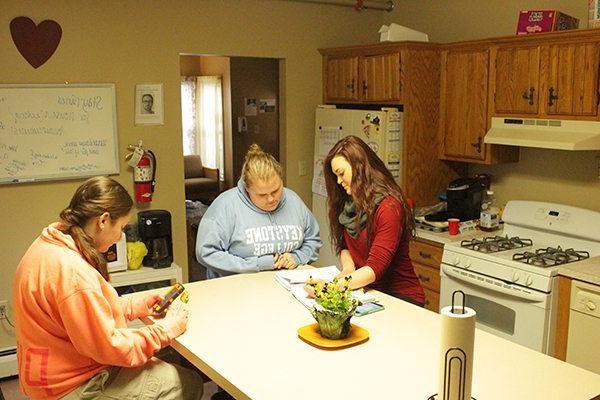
[415,226,494,245]
[559,256,600,286]
[143,272,600,400]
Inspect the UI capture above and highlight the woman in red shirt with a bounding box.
[319,135,424,306]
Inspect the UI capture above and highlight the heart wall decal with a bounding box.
[10,16,62,69]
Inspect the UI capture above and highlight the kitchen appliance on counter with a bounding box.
[138,209,173,268]
[439,201,600,354]
[104,232,127,273]
[312,105,403,266]
[425,177,484,222]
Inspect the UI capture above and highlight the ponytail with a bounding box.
[59,177,133,280]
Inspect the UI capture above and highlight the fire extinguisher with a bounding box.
[126,141,157,203]
[133,150,156,203]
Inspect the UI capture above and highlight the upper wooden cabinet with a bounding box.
[321,47,401,104]
[360,52,401,103]
[325,55,359,102]
[439,48,490,162]
[545,42,600,116]
[493,45,541,115]
[489,35,600,119]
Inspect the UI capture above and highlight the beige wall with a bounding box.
[385,0,589,42]
[0,0,385,349]
[385,0,600,212]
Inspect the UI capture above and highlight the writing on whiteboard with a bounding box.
[0,84,119,183]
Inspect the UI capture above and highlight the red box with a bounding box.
[516,10,579,35]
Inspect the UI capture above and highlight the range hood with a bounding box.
[484,117,600,150]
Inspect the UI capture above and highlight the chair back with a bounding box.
[184,155,204,178]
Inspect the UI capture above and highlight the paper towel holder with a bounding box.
[428,290,477,400]
[451,290,466,314]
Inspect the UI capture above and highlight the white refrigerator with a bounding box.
[311,105,403,266]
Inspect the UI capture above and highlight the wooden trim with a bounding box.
[553,275,572,361]
[439,27,600,49]
[319,41,441,56]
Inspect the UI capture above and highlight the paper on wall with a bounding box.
[312,126,340,196]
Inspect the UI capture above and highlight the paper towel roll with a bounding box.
[438,305,476,400]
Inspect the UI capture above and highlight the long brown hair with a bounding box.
[323,135,414,254]
[241,143,283,189]
[59,176,133,280]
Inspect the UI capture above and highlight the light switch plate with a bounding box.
[298,160,307,176]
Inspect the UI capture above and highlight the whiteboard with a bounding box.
[0,84,119,184]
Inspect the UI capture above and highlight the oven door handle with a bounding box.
[442,265,546,303]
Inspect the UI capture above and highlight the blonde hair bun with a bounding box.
[241,143,283,188]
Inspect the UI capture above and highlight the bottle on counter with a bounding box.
[480,190,500,232]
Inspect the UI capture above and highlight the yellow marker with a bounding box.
[152,283,185,314]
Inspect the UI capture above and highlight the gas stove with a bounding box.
[443,201,600,291]
[440,200,600,353]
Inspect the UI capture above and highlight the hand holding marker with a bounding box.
[153,282,189,315]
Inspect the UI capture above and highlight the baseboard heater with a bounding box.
[0,346,18,379]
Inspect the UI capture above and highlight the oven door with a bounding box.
[440,264,553,353]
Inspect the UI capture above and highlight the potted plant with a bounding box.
[309,276,358,340]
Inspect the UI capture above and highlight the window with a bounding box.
[181,76,224,180]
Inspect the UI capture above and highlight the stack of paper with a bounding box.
[274,265,377,310]
[274,265,339,290]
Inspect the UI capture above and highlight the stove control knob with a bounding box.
[451,256,460,266]
[462,259,472,269]
[525,275,534,286]
[511,272,520,282]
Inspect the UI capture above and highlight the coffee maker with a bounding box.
[138,210,173,268]
[446,177,484,221]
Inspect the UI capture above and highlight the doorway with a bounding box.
[180,55,280,190]
[179,54,281,281]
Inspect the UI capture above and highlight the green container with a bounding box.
[311,305,357,340]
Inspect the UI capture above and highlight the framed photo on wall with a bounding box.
[135,83,164,125]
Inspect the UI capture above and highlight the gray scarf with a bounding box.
[338,194,384,238]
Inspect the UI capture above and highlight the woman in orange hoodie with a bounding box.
[12,176,203,400]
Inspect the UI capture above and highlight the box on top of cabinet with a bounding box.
[379,23,429,42]
[590,0,600,28]
[516,10,579,35]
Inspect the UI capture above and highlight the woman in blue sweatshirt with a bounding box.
[196,144,321,279]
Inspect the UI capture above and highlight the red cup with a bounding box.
[447,218,460,236]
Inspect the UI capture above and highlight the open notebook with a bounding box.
[275,266,377,310]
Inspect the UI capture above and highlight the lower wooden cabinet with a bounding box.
[410,238,444,312]
[423,287,440,312]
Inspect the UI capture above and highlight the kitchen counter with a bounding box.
[558,256,600,286]
[141,272,600,400]
[415,226,498,245]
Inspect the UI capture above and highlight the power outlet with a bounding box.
[0,300,7,317]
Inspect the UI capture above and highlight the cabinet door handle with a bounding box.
[362,80,368,95]
[346,78,355,94]
[470,136,482,153]
[522,87,535,105]
[548,87,559,106]
[418,274,431,282]
[418,251,431,259]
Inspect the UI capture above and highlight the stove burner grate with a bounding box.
[512,246,590,267]
[460,235,533,253]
